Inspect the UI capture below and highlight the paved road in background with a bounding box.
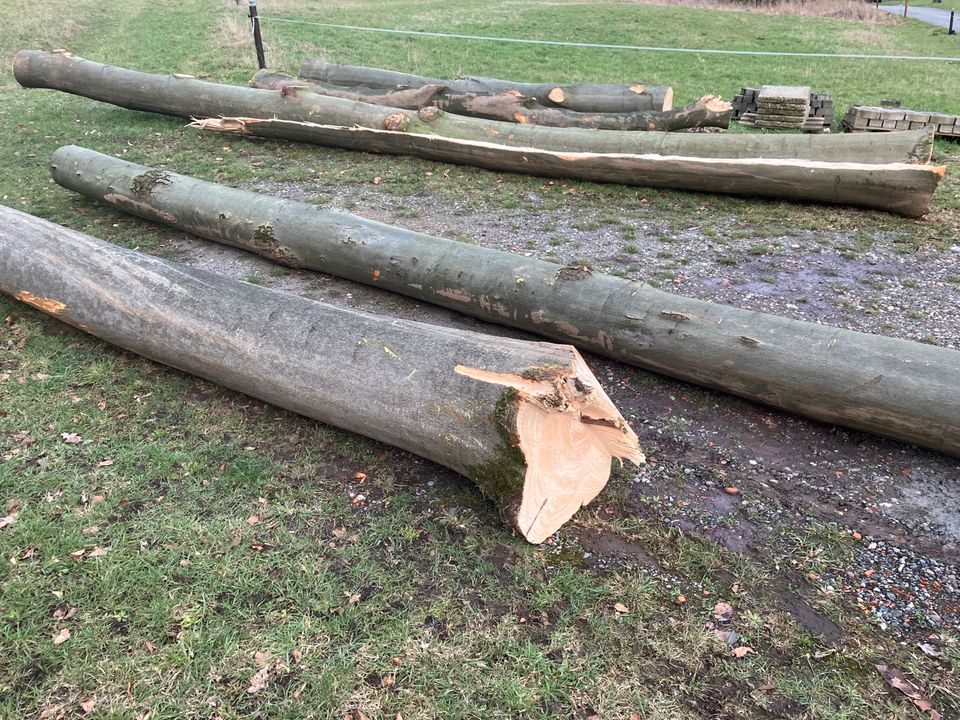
[879,5,956,29]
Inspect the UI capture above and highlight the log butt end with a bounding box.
[457,348,644,544]
[662,87,674,112]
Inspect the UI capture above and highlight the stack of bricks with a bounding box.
[809,93,834,127]
[732,86,833,132]
[841,105,960,138]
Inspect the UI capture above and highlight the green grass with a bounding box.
[2,0,960,718]
[884,0,960,12]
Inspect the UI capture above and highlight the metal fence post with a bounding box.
[248,0,266,69]
[950,10,956,35]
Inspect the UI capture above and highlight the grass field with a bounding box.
[2,1,960,719]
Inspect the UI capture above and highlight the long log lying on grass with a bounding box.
[13,51,934,164]
[191,116,942,216]
[0,204,643,543]
[298,58,675,112]
[51,146,960,456]
[251,70,732,131]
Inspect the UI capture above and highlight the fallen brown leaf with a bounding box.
[61,432,82,445]
[53,606,77,621]
[246,666,269,694]
[97,459,114,467]
[876,663,940,720]
[52,628,71,646]
[254,650,271,665]
[79,697,95,714]
[82,526,100,535]
[731,646,755,658]
[713,601,734,622]
[88,546,109,558]
[246,515,260,525]
[613,602,630,614]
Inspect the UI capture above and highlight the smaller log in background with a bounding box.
[297,58,675,112]
[250,71,732,131]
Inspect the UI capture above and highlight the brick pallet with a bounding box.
[732,86,833,132]
[842,105,960,138]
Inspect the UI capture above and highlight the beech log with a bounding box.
[297,58,674,112]
[0,204,642,543]
[51,147,960,457]
[251,70,732,131]
[13,51,934,164]
[191,116,942,216]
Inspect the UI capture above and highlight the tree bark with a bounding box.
[251,71,732,131]
[13,51,934,164]
[191,116,941,217]
[51,146,960,457]
[297,58,675,112]
[0,204,642,543]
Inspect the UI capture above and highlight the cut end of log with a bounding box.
[701,95,733,113]
[416,106,440,123]
[456,349,644,544]
[547,87,565,105]
[383,112,410,131]
[662,87,674,112]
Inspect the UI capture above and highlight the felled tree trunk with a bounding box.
[51,146,960,457]
[298,58,675,112]
[0,204,642,543]
[251,70,732,131]
[13,51,934,164]
[192,116,941,216]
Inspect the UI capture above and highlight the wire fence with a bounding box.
[255,15,960,62]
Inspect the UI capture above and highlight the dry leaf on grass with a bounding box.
[0,498,21,528]
[53,606,76,621]
[246,666,270,694]
[613,602,630,614]
[731,646,755,658]
[876,663,941,720]
[52,628,71,645]
[61,432,82,444]
[918,643,942,658]
[246,515,260,525]
[79,698,95,714]
[713,601,734,622]
[88,546,109,558]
